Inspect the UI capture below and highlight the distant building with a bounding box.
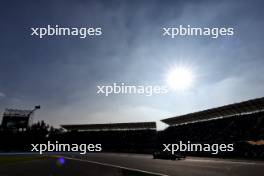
[1,106,40,131]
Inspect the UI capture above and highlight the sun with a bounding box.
[166,66,194,91]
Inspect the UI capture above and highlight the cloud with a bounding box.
[0,92,6,98]
[1,0,264,127]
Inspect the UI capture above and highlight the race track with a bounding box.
[0,153,263,176]
[63,153,264,176]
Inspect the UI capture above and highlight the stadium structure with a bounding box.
[1,97,263,157]
[59,122,157,153]
[1,105,40,131]
[159,97,264,157]
[57,97,264,157]
[162,97,264,126]
[61,122,156,131]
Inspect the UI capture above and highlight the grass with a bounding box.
[0,156,44,165]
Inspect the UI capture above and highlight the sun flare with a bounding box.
[166,66,194,91]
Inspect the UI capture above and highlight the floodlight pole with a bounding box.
[28,105,41,117]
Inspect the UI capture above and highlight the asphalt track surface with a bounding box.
[63,153,264,176]
[0,153,264,176]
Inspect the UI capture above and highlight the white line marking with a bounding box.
[60,156,168,176]
[186,158,264,165]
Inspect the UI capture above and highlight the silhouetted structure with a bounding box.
[1,106,40,131]
[160,97,264,158]
[61,122,156,131]
[162,97,264,125]
[1,97,264,159]
[59,122,157,153]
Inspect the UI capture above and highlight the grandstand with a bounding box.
[57,97,264,157]
[1,106,40,131]
[58,122,157,153]
[61,122,156,131]
[162,97,264,126]
[160,97,264,158]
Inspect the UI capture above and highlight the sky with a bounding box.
[0,0,264,129]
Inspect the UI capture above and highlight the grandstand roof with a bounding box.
[61,122,156,131]
[3,109,32,117]
[162,97,264,126]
